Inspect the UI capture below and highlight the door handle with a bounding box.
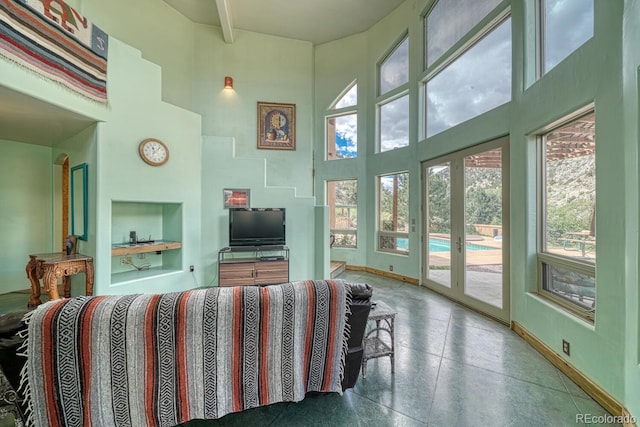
[455,236,462,253]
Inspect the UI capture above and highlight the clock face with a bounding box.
[139,138,169,166]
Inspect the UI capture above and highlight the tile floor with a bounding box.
[2,272,619,426]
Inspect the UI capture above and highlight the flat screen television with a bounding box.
[229,208,286,247]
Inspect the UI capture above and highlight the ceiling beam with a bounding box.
[216,0,234,43]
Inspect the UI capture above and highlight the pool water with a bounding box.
[396,237,493,252]
[429,238,493,252]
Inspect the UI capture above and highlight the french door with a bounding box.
[422,137,510,322]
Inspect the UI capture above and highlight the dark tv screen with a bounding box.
[229,208,286,246]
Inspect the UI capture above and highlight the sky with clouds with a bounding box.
[335,84,357,109]
[334,113,357,158]
[427,0,502,67]
[380,95,410,151]
[544,0,593,71]
[380,38,409,95]
[427,18,512,137]
[330,0,593,156]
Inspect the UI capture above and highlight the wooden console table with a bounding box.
[218,246,289,286]
[26,253,94,307]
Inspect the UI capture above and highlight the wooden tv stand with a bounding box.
[218,245,289,286]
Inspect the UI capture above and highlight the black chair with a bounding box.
[0,310,29,423]
[342,282,372,390]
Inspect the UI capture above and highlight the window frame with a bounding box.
[377,91,410,153]
[423,0,506,72]
[535,107,596,322]
[537,0,594,77]
[421,7,512,140]
[325,110,358,160]
[423,3,510,78]
[326,179,358,248]
[376,32,411,154]
[332,80,358,109]
[377,32,409,97]
[376,172,410,255]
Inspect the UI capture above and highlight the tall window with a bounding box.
[327,180,358,247]
[380,95,410,152]
[541,0,594,74]
[380,37,409,95]
[377,172,409,254]
[425,17,511,138]
[425,0,503,68]
[538,110,596,320]
[378,36,409,152]
[327,83,357,160]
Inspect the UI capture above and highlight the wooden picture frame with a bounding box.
[223,188,250,209]
[257,101,296,150]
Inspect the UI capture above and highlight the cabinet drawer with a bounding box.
[219,263,255,286]
[254,261,288,285]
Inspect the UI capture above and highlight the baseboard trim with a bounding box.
[512,321,636,427]
[345,265,419,285]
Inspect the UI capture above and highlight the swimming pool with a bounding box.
[396,237,493,252]
[428,238,493,252]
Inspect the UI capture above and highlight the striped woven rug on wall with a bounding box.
[0,0,108,103]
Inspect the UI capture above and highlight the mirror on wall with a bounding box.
[71,163,88,241]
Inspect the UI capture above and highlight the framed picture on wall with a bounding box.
[223,188,250,209]
[257,101,296,150]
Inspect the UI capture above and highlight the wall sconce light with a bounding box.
[224,76,233,89]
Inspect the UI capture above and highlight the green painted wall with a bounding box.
[94,39,202,295]
[0,129,94,295]
[509,0,629,405]
[74,0,195,110]
[201,136,317,283]
[192,25,318,276]
[621,0,640,418]
[0,35,202,296]
[0,140,53,292]
[193,26,315,198]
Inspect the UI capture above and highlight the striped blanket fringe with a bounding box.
[21,279,351,427]
[0,0,108,103]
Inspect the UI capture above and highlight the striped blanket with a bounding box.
[0,0,108,103]
[22,280,350,427]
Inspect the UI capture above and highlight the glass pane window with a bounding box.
[334,84,357,109]
[541,262,595,313]
[426,163,452,287]
[327,180,358,248]
[542,0,594,73]
[426,0,502,68]
[380,95,409,152]
[380,37,409,95]
[327,113,357,160]
[538,110,596,320]
[378,172,409,254]
[542,112,595,262]
[426,18,511,138]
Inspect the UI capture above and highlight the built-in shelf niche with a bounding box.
[111,201,182,284]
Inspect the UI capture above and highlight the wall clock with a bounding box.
[139,138,169,166]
